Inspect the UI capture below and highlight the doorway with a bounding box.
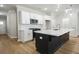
[0,15,7,34]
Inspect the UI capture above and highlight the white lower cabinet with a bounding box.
[18,29,33,43]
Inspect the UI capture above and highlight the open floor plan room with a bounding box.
[0,4,79,54]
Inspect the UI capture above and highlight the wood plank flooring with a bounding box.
[0,35,79,54]
[55,37,79,54]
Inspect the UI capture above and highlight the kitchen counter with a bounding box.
[34,29,73,36]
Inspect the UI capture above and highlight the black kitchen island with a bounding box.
[34,29,71,54]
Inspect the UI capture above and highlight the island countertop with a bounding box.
[34,29,73,36]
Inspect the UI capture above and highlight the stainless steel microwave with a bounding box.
[30,19,38,24]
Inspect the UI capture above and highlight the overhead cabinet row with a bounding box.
[19,11,51,24]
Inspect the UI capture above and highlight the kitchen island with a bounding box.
[34,29,72,54]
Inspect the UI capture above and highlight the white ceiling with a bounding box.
[23,4,79,14]
[0,4,79,14]
[0,4,16,12]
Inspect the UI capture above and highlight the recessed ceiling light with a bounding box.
[0,4,4,7]
[63,18,69,22]
[69,14,72,16]
[56,9,58,12]
[43,8,48,11]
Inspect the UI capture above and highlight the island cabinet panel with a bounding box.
[35,33,49,53]
[48,32,69,53]
[48,36,61,53]
[35,32,69,54]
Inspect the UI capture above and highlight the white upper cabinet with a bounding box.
[30,13,43,24]
[30,13,38,19]
[20,11,43,24]
[37,14,43,24]
[21,11,30,24]
[44,15,51,20]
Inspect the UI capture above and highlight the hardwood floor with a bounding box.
[0,35,79,54]
[55,37,79,54]
[0,35,36,54]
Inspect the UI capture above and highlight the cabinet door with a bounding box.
[30,13,37,19]
[21,11,30,24]
[35,33,49,53]
[18,30,24,41]
[24,30,33,41]
[44,15,51,20]
[37,15,43,24]
[30,13,43,24]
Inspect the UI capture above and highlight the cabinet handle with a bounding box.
[39,36,43,40]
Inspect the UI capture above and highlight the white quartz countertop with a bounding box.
[34,29,73,36]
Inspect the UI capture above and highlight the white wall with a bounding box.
[7,10,17,38]
[62,12,78,37]
[0,16,7,34]
[51,9,78,37]
[77,11,79,36]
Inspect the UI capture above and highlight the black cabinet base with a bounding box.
[35,32,69,54]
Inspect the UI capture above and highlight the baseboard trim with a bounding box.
[0,34,7,36]
[7,34,17,39]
